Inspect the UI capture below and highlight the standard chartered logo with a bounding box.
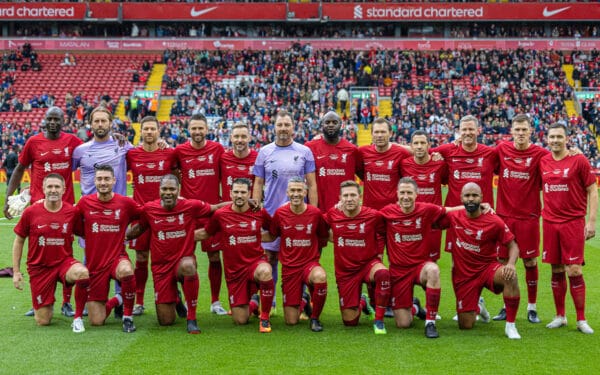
[353,5,363,19]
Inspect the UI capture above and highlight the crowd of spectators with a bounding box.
[9,21,600,39]
[1,45,599,171]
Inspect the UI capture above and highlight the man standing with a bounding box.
[493,114,550,323]
[541,123,597,334]
[5,106,82,317]
[252,110,317,313]
[75,165,140,333]
[400,130,448,261]
[2,146,18,191]
[381,177,463,339]
[127,116,176,316]
[220,123,258,203]
[174,114,227,316]
[127,175,223,334]
[326,180,391,335]
[198,178,275,333]
[12,174,90,332]
[268,177,329,332]
[439,183,522,339]
[305,111,362,212]
[358,117,411,210]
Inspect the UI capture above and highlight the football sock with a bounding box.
[259,280,275,320]
[551,272,567,317]
[525,265,538,305]
[63,285,73,304]
[503,295,520,323]
[120,275,136,318]
[373,269,391,322]
[426,287,441,321]
[134,260,148,306]
[74,278,89,319]
[208,260,222,304]
[105,294,123,316]
[569,275,586,321]
[183,274,199,320]
[311,282,327,319]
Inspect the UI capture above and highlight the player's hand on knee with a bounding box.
[502,264,516,281]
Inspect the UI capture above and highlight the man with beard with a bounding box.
[252,110,317,314]
[127,116,177,316]
[438,183,522,339]
[197,178,275,333]
[220,123,258,205]
[4,106,82,317]
[305,111,362,213]
[174,114,227,316]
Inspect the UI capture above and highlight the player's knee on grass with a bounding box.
[231,307,249,325]
[394,309,413,328]
[88,302,107,326]
[458,312,476,329]
[35,307,53,326]
[284,306,300,325]
[341,308,360,326]
[156,304,176,326]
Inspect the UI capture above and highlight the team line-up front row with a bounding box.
[11,157,595,340]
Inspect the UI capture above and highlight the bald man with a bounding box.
[438,182,522,339]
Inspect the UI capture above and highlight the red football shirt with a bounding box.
[139,199,212,274]
[380,202,446,268]
[174,141,224,203]
[433,143,498,207]
[540,154,596,223]
[76,194,141,272]
[205,206,271,282]
[219,149,258,200]
[305,138,363,212]
[14,201,77,270]
[18,132,82,203]
[359,144,411,209]
[325,206,384,277]
[496,141,548,219]
[127,147,176,203]
[400,158,449,205]
[440,210,514,283]
[269,203,329,268]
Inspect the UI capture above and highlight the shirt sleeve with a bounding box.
[252,149,266,179]
[205,212,220,236]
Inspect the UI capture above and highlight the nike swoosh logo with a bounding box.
[40,152,49,156]
[190,6,218,17]
[37,225,47,228]
[569,256,579,261]
[226,166,235,169]
[89,211,99,215]
[526,249,536,255]
[543,171,551,175]
[317,155,327,159]
[226,224,236,228]
[283,225,292,229]
[543,6,570,17]
[154,220,163,224]
[429,252,438,257]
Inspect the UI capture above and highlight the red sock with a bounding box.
[63,285,73,304]
[503,295,520,323]
[425,287,441,321]
[551,272,567,317]
[74,278,89,319]
[249,299,259,316]
[183,274,199,320]
[373,269,391,321]
[120,275,136,318]
[525,265,538,305]
[311,282,327,319]
[259,280,274,320]
[208,261,222,304]
[106,296,121,316]
[569,275,586,321]
[134,260,148,306]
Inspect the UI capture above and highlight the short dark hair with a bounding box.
[94,164,115,176]
[189,113,208,124]
[511,114,531,127]
[231,122,249,132]
[43,173,65,185]
[90,106,113,122]
[232,177,252,190]
[410,129,429,142]
[548,122,568,136]
[140,116,159,129]
[371,117,392,132]
[274,110,293,123]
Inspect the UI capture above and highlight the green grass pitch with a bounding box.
[1,186,599,374]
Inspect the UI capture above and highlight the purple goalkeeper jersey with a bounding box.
[252,141,315,252]
[72,138,133,196]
